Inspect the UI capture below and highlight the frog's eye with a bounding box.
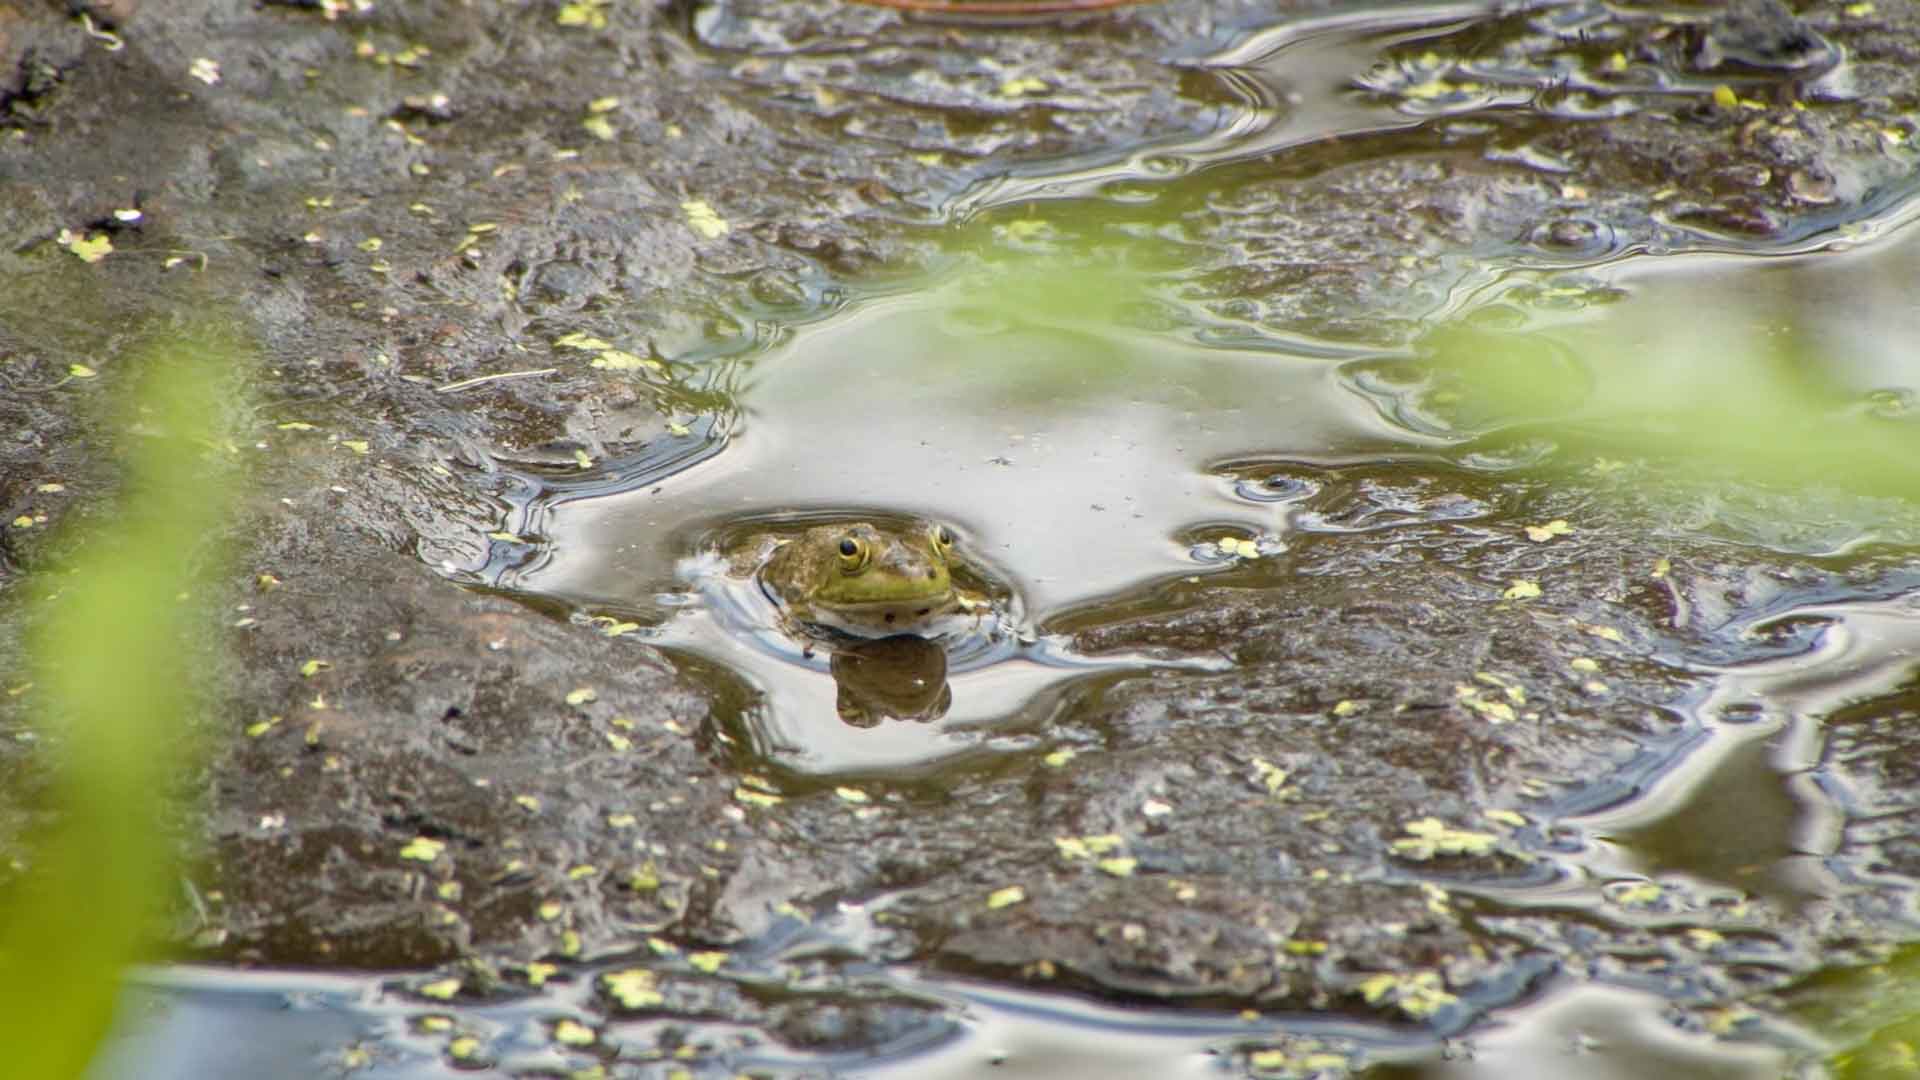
[932,525,955,553]
[837,535,869,571]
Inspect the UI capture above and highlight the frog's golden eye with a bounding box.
[931,525,955,553]
[837,535,869,571]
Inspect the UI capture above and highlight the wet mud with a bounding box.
[4,0,1920,1076]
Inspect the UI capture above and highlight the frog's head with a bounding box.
[763,520,960,633]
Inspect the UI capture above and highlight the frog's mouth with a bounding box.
[816,593,959,627]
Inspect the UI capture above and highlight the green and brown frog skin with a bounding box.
[756,520,978,638]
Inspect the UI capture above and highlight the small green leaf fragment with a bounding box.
[999,76,1048,96]
[565,687,597,706]
[1523,519,1572,542]
[552,1019,595,1047]
[299,659,331,678]
[986,885,1026,909]
[69,363,99,379]
[681,199,730,239]
[687,951,726,974]
[1097,857,1138,877]
[417,977,461,1000]
[734,786,782,808]
[60,228,114,263]
[1503,579,1541,600]
[399,836,446,862]
[590,349,660,371]
[340,440,369,454]
[602,968,663,1009]
[835,786,870,804]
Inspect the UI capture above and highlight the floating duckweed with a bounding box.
[538,900,564,921]
[1712,84,1738,109]
[515,794,542,812]
[68,363,99,379]
[986,885,1026,909]
[602,968,663,1009]
[1251,757,1287,794]
[1391,817,1499,860]
[1280,938,1328,956]
[582,114,616,141]
[606,813,636,828]
[834,787,870,804]
[1053,834,1124,860]
[681,200,729,239]
[357,237,382,252]
[340,439,369,454]
[1357,970,1458,1018]
[417,977,461,1000]
[57,229,113,263]
[1042,748,1076,768]
[1483,808,1527,827]
[1503,579,1541,600]
[10,516,33,529]
[1097,857,1138,878]
[573,449,594,469]
[299,659,331,678]
[1523,519,1572,542]
[435,881,461,901]
[567,864,597,880]
[552,1019,595,1047]
[1611,880,1664,907]
[733,786,782,808]
[687,951,726,974]
[446,1035,481,1060]
[276,421,315,431]
[556,0,610,29]
[398,836,445,862]
[604,732,631,751]
[1455,686,1515,723]
[1580,622,1624,643]
[565,687,597,706]
[555,333,613,352]
[1570,657,1599,672]
[998,76,1048,97]
[590,349,661,371]
[1652,557,1672,578]
[417,1015,453,1033]
[1687,928,1725,950]
[587,96,619,113]
[1332,699,1362,718]
[244,717,279,738]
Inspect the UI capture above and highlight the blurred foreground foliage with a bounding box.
[0,324,241,1078]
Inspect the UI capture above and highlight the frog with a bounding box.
[754,520,975,638]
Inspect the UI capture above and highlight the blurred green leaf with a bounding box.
[0,324,241,1078]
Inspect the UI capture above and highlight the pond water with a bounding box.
[79,0,1920,1075]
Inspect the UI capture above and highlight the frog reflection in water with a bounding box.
[756,521,978,638]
